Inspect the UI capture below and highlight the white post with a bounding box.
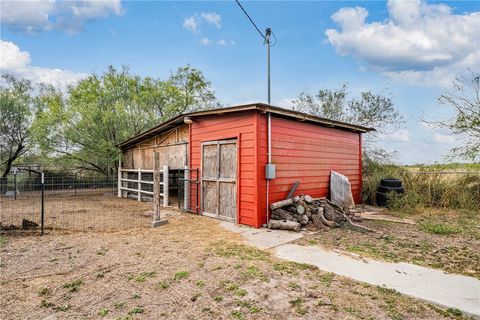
[184,166,189,211]
[137,168,142,202]
[153,153,161,221]
[117,159,122,198]
[163,165,169,207]
[151,153,167,228]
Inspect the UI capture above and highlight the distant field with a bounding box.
[404,163,480,173]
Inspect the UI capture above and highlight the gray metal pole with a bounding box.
[41,172,45,236]
[266,28,271,104]
[265,28,272,224]
[13,172,17,200]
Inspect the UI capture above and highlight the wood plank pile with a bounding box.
[268,195,374,233]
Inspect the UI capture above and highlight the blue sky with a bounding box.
[1,0,479,164]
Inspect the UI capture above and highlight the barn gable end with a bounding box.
[122,124,189,170]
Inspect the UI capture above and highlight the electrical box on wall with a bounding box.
[265,164,276,180]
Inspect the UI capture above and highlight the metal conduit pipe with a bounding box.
[266,112,272,224]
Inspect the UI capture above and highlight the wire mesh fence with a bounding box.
[0,171,152,235]
[177,168,199,214]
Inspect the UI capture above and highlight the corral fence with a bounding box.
[1,165,199,235]
[0,171,150,234]
[117,166,199,213]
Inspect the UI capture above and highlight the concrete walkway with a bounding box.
[220,222,480,318]
[219,221,303,249]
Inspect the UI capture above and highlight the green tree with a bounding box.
[0,74,35,177]
[169,65,218,116]
[295,84,348,121]
[35,65,217,175]
[436,70,480,161]
[293,84,403,161]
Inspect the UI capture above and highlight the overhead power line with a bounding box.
[235,0,277,104]
[235,0,266,40]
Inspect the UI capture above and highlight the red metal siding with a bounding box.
[189,111,362,228]
[189,111,260,227]
[257,115,362,224]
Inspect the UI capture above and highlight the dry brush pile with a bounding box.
[269,195,373,233]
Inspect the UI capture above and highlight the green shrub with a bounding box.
[174,271,189,280]
[128,306,144,315]
[0,236,7,247]
[63,279,83,292]
[97,308,109,317]
[420,222,461,235]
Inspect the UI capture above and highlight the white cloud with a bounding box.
[201,12,221,28]
[183,12,223,34]
[0,0,123,34]
[0,40,31,69]
[432,132,455,144]
[0,40,86,89]
[182,15,198,33]
[200,38,212,45]
[67,0,122,19]
[326,0,480,86]
[381,129,412,142]
[421,121,457,144]
[200,38,234,47]
[277,98,295,109]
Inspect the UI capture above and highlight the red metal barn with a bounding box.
[118,104,373,228]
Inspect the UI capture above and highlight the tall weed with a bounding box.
[363,160,480,213]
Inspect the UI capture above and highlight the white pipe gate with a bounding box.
[117,166,169,207]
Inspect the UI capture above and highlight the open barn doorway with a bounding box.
[168,169,181,206]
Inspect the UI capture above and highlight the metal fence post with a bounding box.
[196,169,199,214]
[41,172,45,236]
[184,166,189,211]
[13,168,17,200]
[163,166,169,207]
[74,173,77,196]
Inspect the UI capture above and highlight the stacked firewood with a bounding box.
[268,195,373,233]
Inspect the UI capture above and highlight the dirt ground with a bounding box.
[1,189,152,232]
[297,208,480,279]
[0,211,472,320]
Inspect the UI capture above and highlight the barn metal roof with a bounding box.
[118,103,375,149]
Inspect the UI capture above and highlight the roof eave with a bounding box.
[118,103,375,149]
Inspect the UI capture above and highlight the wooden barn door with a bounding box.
[201,139,237,222]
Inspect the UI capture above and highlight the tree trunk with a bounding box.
[268,219,301,232]
[270,199,294,210]
[296,204,305,215]
[271,208,294,221]
[1,144,24,178]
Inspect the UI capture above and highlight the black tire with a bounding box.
[376,191,388,207]
[380,178,402,188]
[378,185,405,194]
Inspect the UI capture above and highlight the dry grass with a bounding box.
[362,160,480,212]
[298,208,480,279]
[0,211,472,320]
[1,189,152,232]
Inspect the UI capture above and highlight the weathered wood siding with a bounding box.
[190,111,259,227]
[256,115,362,226]
[122,125,189,169]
